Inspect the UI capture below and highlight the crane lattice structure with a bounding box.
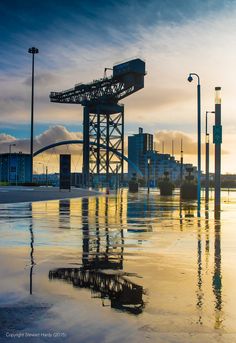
[50,58,146,186]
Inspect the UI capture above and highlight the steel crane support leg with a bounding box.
[82,104,124,187]
[121,107,124,182]
[82,106,90,187]
[106,113,109,184]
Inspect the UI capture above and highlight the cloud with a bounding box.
[0,125,83,155]
[23,73,60,87]
[0,1,235,172]
[0,133,16,142]
[154,130,228,156]
[0,125,229,174]
[36,125,83,148]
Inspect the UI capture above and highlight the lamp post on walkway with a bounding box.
[28,47,39,182]
[205,111,215,202]
[188,73,201,217]
[214,87,222,218]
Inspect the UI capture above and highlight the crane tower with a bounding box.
[50,58,146,186]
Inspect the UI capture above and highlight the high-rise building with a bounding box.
[128,128,197,185]
[128,127,153,176]
[0,153,31,183]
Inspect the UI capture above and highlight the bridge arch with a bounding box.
[33,140,143,177]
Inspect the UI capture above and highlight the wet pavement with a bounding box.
[0,189,236,342]
[0,186,102,204]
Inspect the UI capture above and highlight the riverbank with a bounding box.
[0,186,103,204]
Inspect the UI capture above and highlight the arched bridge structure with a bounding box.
[33,140,143,178]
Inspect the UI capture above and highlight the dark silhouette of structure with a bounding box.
[28,47,39,182]
[49,195,145,314]
[50,59,146,186]
[49,268,144,315]
[33,139,143,178]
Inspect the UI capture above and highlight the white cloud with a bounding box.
[0,3,235,172]
[0,133,16,142]
[0,125,83,155]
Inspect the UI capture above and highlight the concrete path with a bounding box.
[0,186,103,204]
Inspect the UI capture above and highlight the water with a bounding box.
[0,189,236,342]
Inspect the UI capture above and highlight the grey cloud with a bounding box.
[23,72,60,87]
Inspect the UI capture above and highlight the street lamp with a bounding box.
[147,157,151,194]
[28,47,39,182]
[214,87,222,218]
[205,111,215,202]
[188,73,201,217]
[8,143,16,183]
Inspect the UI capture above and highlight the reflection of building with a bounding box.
[0,153,31,183]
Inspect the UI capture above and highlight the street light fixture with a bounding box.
[28,47,39,182]
[188,72,201,217]
[205,111,215,202]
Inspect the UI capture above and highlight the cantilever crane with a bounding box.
[50,58,146,186]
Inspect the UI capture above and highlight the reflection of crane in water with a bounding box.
[81,197,124,270]
[52,194,145,314]
[49,268,144,315]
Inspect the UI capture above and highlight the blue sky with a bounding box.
[0,0,235,172]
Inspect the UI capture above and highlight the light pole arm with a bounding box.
[189,73,200,85]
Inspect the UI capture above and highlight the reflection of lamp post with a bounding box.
[147,157,151,194]
[188,73,201,217]
[205,111,215,202]
[28,47,39,182]
[29,222,35,295]
[8,143,16,183]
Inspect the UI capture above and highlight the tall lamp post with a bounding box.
[8,143,16,183]
[205,111,215,202]
[28,47,39,182]
[214,87,222,218]
[188,73,201,217]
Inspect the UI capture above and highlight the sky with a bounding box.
[0,0,235,173]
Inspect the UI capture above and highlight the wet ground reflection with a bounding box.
[0,189,236,342]
[49,268,145,315]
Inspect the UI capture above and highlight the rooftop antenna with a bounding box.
[180,138,183,183]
